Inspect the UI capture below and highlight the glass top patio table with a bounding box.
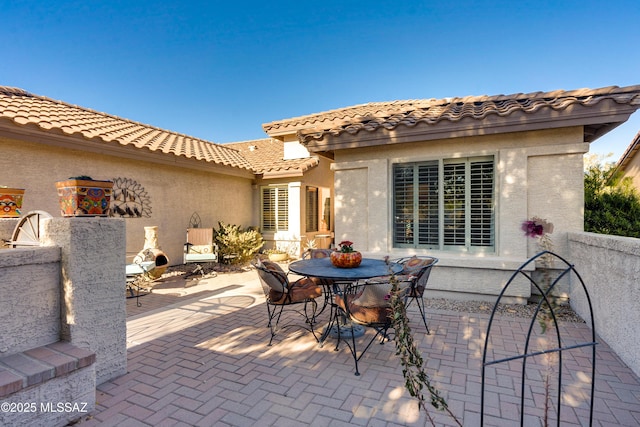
[288,257,402,280]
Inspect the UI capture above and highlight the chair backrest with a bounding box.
[185,228,216,255]
[302,248,334,259]
[186,228,213,245]
[398,256,438,296]
[252,259,289,297]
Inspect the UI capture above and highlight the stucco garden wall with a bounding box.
[0,246,61,355]
[331,127,588,302]
[0,218,126,425]
[41,218,127,384]
[0,137,254,265]
[568,232,640,377]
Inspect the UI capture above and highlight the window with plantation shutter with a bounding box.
[306,186,318,232]
[470,160,494,247]
[261,186,288,232]
[393,156,495,252]
[393,164,415,245]
[443,161,466,248]
[393,162,439,248]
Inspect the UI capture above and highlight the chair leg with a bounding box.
[414,296,430,335]
[266,299,323,346]
[340,321,390,376]
[267,304,286,346]
[349,323,361,376]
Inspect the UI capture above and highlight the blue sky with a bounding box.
[2,0,639,160]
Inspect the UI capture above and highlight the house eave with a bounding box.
[0,122,256,179]
[301,99,639,153]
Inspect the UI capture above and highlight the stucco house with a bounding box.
[264,85,640,302]
[0,86,333,264]
[612,130,640,190]
[225,138,334,253]
[3,84,640,302]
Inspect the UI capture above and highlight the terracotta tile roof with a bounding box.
[225,138,319,175]
[262,85,640,144]
[0,86,254,171]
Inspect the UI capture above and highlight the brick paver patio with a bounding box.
[76,269,640,426]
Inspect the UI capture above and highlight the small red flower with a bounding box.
[338,241,355,253]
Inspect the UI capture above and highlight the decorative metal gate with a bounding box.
[481,251,597,426]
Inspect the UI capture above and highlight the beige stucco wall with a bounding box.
[0,137,254,265]
[41,217,127,384]
[0,246,61,355]
[622,152,640,190]
[568,232,640,377]
[0,218,129,425]
[331,127,588,302]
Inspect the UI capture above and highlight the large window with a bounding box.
[393,156,495,252]
[261,185,288,232]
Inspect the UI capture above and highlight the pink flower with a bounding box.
[522,217,554,238]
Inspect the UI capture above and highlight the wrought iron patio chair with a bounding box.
[393,256,438,334]
[363,256,437,333]
[301,248,336,289]
[335,280,409,375]
[125,259,156,307]
[252,259,325,346]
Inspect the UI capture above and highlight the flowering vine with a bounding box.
[385,258,462,426]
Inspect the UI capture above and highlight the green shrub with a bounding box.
[214,222,264,265]
[584,161,640,238]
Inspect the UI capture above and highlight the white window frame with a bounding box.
[261,185,289,232]
[392,156,495,253]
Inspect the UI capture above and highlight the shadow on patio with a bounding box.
[76,270,640,426]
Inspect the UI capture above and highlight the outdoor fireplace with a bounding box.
[133,226,169,279]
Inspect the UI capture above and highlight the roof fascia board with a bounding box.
[0,123,255,179]
[262,170,305,178]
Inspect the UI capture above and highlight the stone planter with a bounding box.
[55,179,113,217]
[330,251,362,268]
[267,252,289,262]
[0,188,25,218]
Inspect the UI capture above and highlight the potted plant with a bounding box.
[55,176,114,217]
[330,240,362,268]
[0,187,25,218]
